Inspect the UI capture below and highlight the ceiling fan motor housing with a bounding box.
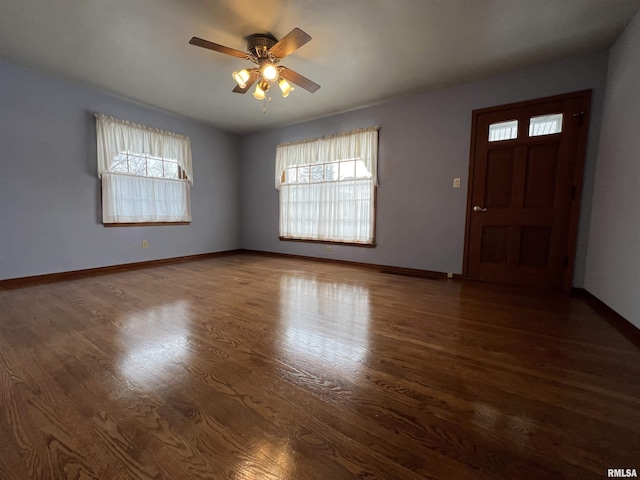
[246,34,277,58]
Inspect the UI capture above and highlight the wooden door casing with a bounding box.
[463,91,591,291]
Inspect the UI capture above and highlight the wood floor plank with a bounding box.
[1,253,639,479]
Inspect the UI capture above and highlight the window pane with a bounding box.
[529,113,563,137]
[112,154,129,173]
[129,156,147,176]
[147,158,163,178]
[325,163,338,181]
[286,167,297,183]
[489,120,518,142]
[164,161,178,179]
[355,160,371,178]
[311,165,324,182]
[339,160,356,180]
[298,166,310,183]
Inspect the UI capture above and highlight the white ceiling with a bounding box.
[1,0,638,133]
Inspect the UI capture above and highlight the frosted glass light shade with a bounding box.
[253,83,266,100]
[232,69,251,88]
[278,78,294,97]
[262,64,278,82]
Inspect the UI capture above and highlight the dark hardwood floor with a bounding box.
[0,253,638,479]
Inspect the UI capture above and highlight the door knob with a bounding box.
[473,205,487,212]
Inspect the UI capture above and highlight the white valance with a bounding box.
[96,114,193,185]
[275,127,379,189]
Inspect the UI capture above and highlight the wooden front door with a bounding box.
[463,91,591,291]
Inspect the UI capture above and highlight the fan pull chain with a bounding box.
[262,95,272,114]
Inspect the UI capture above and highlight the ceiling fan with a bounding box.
[189,28,320,101]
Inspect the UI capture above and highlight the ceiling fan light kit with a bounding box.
[189,28,320,106]
[262,64,278,82]
[278,78,294,97]
[253,80,269,100]
[232,69,251,89]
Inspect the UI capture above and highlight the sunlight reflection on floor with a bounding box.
[117,300,192,389]
[278,275,371,377]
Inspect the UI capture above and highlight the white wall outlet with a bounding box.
[447,273,454,279]
[142,240,149,249]
[325,245,333,252]
[453,178,461,188]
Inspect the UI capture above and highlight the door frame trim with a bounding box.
[462,90,592,292]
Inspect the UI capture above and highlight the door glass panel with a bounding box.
[488,120,518,142]
[529,113,563,137]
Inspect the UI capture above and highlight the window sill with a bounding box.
[104,222,191,227]
[279,237,376,248]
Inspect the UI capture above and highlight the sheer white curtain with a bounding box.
[276,127,378,244]
[102,173,191,223]
[95,114,192,223]
[279,178,373,242]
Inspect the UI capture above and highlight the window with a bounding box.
[95,114,192,224]
[488,120,518,142]
[276,127,378,245]
[111,152,183,180]
[529,113,563,136]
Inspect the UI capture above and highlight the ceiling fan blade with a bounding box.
[279,67,320,93]
[232,70,259,94]
[269,28,312,59]
[189,37,248,59]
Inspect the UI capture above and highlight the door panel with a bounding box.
[464,91,591,291]
[524,144,558,208]
[519,227,552,267]
[485,149,515,208]
[480,227,510,264]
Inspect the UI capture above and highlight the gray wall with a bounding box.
[585,10,640,326]
[0,47,621,298]
[240,53,609,286]
[0,59,241,281]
